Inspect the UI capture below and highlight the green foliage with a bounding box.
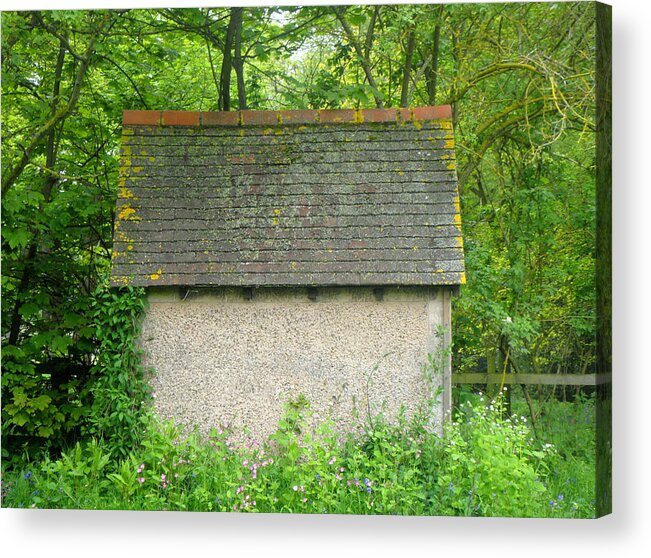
[1,396,595,518]
[2,4,600,511]
[513,393,597,517]
[86,286,152,458]
[438,396,549,517]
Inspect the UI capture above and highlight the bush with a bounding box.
[1,394,595,517]
[437,396,550,517]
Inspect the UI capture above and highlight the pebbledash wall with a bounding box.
[142,286,451,439]
[110,106,465,440]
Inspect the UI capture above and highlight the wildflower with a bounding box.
[161,474,166,481]
[557,494,564,502]
[243,459,248,467]
[328,457,336,465]
[137,464,145,474]
[24,471,33,482]
[293,485,299,491]
[138,477,145,484]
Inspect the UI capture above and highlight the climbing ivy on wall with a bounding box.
[86,286,152,458]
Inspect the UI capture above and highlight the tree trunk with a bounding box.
[400,28,416,107]
[7,39,66,346]
[219,8,238,111]
[232,8,246,110]
[426,14,442,104]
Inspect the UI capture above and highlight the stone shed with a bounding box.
[110,105,465,440]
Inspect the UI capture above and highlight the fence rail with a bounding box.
[451,373,611,386]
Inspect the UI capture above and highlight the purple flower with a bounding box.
[557,494,564,502]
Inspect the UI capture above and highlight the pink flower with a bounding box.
[243,459,248,467]
[293,485,299,491]
[161,474,166,481]
[328,457,336,465]
[138,477,145,484]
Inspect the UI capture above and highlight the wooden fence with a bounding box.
[451,373,611,386]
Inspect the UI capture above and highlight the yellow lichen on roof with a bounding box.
[117,205,138,221]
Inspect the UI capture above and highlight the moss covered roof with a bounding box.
[110,106,465,288]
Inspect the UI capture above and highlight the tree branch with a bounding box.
[332,6,383,108]
[2,12,111,199]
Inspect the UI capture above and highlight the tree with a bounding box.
[1,3,602,461]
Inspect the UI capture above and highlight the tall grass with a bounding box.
[1,394,596,518]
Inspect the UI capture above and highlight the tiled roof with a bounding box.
[110,106,465,287]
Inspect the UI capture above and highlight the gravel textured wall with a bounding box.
[140,286,450,441]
